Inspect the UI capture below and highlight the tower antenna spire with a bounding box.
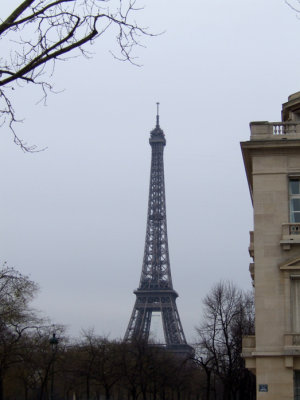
[156,102,160,127]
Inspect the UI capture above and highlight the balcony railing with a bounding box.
[242,335,256,349]
[249,263,254,283]
[250,122,300,140]
[272,123,297,135]
[280,223,300,250]
[284,334,300,347]
[282,223,300,236]
[248,231,254,258]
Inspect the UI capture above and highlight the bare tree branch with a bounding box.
[0,0,36,35]
[285,0,300,13]
[0,0,154,151]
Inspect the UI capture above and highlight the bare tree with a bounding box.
[5,325,65,400]
[196,281,255,400]
[0,263,38,400]
[0,263,67,400]
[0,0,152,151]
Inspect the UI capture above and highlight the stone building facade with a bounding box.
[241,92,300,400]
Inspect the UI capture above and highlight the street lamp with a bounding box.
[49,333,59,400]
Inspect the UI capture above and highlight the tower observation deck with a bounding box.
[124,105,193,356]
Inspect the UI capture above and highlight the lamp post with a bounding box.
[49,332,59,400]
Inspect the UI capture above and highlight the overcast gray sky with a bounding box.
[1,0,300,343]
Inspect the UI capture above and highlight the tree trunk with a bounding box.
[153,385,157,400]
[105,385,111,400]
[39,372,49,400]
[24,381,28,400]
[222,383,231,400]
[205,369,211,400]
[0,368,3,400]
[86,376,90,400]
[131,387,138,400]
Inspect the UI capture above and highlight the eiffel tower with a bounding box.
[124,105,192,355]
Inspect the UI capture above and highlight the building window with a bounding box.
[290,179,300,223]
[295,371,300,400]
[291,277,300,332]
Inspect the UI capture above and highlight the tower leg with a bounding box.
[124,302,152,342]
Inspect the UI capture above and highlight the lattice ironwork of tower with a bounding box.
[124,106,192,355]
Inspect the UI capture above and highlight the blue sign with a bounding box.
[259,384,268,392]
